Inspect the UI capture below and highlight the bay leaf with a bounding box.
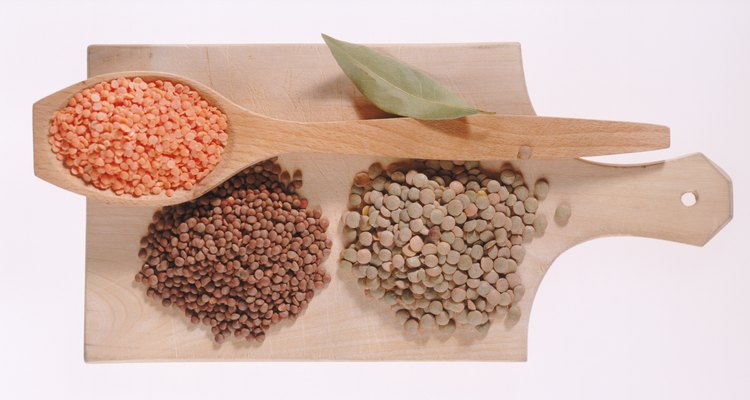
[322,34,493,120]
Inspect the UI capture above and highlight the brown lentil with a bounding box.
[135,159,331,343]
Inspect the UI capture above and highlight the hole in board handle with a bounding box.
[681,191,697,207]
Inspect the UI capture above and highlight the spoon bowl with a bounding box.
[33,71,271,206]
[33,71,671,206]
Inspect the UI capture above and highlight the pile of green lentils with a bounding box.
[340,160,549,334]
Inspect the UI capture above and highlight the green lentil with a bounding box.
[555,204,571,226]
[340,160,554,334]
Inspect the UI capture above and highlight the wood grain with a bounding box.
[34,70,668,207]
[83,44,731,362]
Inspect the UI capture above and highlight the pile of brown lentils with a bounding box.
[135,159,332,343]
[340,160,549,334]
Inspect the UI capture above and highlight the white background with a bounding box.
[1,0,748,399]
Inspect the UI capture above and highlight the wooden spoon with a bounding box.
[33,71,670,206]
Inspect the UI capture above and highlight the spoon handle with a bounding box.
[242,114,670,160]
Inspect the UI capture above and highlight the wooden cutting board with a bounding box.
[83,44,732,362]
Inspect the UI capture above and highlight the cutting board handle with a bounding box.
[561,153,732,247]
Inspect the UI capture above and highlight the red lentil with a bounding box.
[48,77,228,197]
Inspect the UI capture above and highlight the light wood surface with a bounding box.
[83,44,731,362]
[34,60,670,207]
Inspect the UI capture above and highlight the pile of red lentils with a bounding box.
[49,77,228,197]
[135,159,331,343]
